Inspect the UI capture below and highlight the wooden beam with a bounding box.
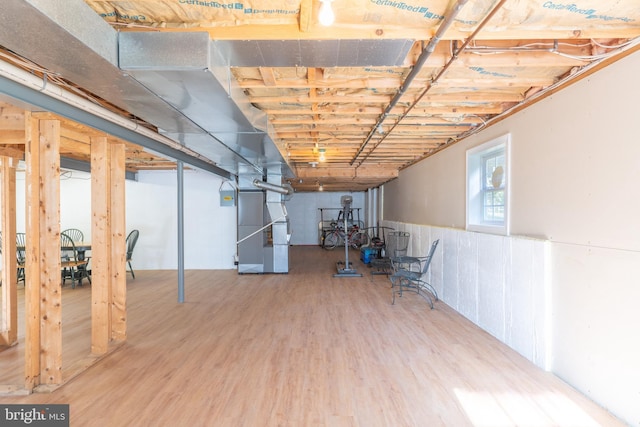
[0,104,25,131]
[0,130,26,144]
[25,117,63,387]
[153,23,640,41]
[0,156,18,347]
[39,119,63,386]
[249,94,395,104]
[298,0,313,32]
[23,112,40,390]
[295,166,398,180]
[356,166,399,179]
[90,136,111,355]
[110,142,127,341]
[258,67,277,87]
[0,145,24,158]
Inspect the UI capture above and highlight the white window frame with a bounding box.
[466,133,511,235]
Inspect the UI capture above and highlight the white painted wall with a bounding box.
[16,168,237,270]
[14,170,365,268]
[381,50,640,425]
[285,191,366,245]
[126,170,237,270]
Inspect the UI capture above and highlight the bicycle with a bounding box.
[322,222,370,250]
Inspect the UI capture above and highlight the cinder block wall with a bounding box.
[382,221,549,369]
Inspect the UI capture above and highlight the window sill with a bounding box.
[466,223,509,236]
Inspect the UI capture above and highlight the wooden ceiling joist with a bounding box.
[4,1,638,192]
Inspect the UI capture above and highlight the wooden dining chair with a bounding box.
[126,229,140,279]
[61,232,91,288]
[62,228,84,243]
[15,232,26,285]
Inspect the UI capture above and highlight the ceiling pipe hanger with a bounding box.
[351,0,509,167]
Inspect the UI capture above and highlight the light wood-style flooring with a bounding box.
[0,246,624,426]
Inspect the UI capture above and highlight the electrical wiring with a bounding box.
[465,37,639,62]
[0,48,113,109]
[591,37,637,50]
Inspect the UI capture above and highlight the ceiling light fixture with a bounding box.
[318,0,335,26]
[318,148,326,162]
[319,183,324,192]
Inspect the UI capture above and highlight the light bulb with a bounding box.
[319,184,324,192]
[318,0,335,26]
[319,148,326,162]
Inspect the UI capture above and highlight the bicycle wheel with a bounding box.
[351,231,370,249]
[323,231,340,249]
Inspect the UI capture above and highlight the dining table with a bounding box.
[16,242,91,258]
[15,240,91,286]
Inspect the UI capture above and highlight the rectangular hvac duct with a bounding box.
[120,31,292,178]
[213,39,414,67]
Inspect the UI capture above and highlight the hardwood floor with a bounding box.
[0,247,624,426]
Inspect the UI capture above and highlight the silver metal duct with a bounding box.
[264,166,290,273]
[119,31,292,177]
[213,39,413,67]
[0,0,415,182]
[0,0,230,174]
[0,0,268,177]
[252,179,293,196]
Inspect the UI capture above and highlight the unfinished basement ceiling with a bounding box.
[2,0,640,191]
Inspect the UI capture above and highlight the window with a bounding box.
[466,134,510,235]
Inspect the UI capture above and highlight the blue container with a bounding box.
[360,247,378,264]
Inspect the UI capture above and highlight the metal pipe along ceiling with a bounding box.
[0,58,231,178]
[349,0,470,166]
[355,0,509,166]
[252,179,293,195]
[351,0,513,167]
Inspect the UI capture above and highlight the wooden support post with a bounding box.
[110,142,127,341]
[90,136,111,354]
[25,116,62,387]
[0,156,18,347]
[24,113,40,390]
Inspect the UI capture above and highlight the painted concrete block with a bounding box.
[429,226,445,298]
[477,233,506,341]
[388,222,548,371]
[457,231,478,322]
[531,240,549,368]
[418,224,431,257]
[441,228,460,309]
[506,238,536,361]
